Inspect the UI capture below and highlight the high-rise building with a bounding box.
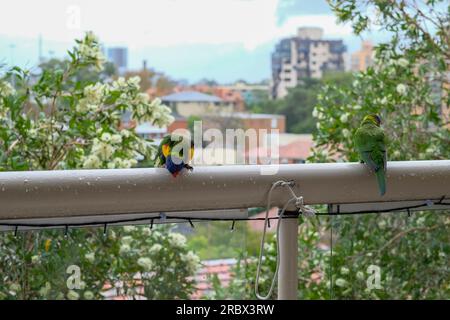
[271,27,346,99]
[351,41,374,72]
[107,47,128,74]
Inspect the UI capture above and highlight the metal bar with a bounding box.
[278,212,299,300]
[0,160,449,220]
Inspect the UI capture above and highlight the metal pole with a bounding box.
[278,211,299,300]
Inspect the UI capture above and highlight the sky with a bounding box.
[0,0,383,83]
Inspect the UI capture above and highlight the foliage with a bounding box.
[186,222,261,260]
[0,32,199,300]
[0,225,200,300]
[208,218,331,300]
[250,72,353,133]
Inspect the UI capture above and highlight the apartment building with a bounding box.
[271,27,346,99]
[351,41,374,72]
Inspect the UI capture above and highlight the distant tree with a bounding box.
[197,78,218,86]
[250,72,353,133]
[124,68,176,96]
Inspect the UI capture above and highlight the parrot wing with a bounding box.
[155,135,172,167]
[354,124,387,196]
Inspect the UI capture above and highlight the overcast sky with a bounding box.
[0,0,380,83]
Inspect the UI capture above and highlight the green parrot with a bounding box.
[354,114,387,196]
[155,133,194,177]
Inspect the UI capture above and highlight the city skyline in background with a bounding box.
[0,0,386,83]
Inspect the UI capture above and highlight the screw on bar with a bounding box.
[150,219,154,230]
[64,225,69,238]
[103,223,108,237]
[14,226,18,237]
[188,219,195,229]
[407,208,412,217]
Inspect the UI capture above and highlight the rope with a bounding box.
[0,199,447,230]
[254,180,316,300]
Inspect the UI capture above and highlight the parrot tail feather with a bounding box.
[375,169,386,196]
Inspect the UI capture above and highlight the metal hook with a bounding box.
[64,225,69,238]
[188,219,195,229]
[230,220,236,232]
[150,219,154,230]
[103,223,108,237]
[14,226,18,237]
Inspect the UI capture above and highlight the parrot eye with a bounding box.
[375,115,381,125]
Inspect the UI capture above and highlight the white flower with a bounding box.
[312,108,319,118]
[393,150,401,158]
[100,133,112,142]
[85,252,95,263]
[181,251,201,271]
[82,155,101,169]
[342,128,351,139]
[121,235,133,245]
[316,122,321,130]
[353,104,362,110]
[340,113,349,123]
[85,31,99,43]
[128,76,141,90]
[67,290,80,300]
[149,244,162,254]
[84,83,108,105]
[77,32,105,71]
[111,77,128,91]
[137,257,153,271]
[123,226,136,233]
[83,291,94,300]
[91,141,115,161]
[111,134,122,144]
[0,81,16,96]
[119,244,131,255]
[135,93,150,104]
[39,282,51,297]
[335,278,348,287]
[76,99,89,113]
[396,58,409,68]
[356,271,365,281]
[31,255,40,264]
[107,162,116,169]
[120,130,131,138]
[340,267,350,275]
[396,83,407,95]
[168,233,187,248]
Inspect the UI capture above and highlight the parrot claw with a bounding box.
[184,164,194,172]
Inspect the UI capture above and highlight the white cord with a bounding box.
[254,180,316,300]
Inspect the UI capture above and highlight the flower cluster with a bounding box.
[75,31,106,71]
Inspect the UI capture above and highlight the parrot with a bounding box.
[354,114,387,196]
[155,133,194,177]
